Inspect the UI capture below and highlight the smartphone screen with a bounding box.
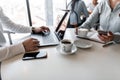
[22,51,47,61]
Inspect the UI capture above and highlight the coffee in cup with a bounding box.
[78,28,88,37]
[60,39,73,52]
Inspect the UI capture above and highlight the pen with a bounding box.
[102,41,115,47]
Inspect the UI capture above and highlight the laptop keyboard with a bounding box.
[31,32,59,46]
[42,35,55,43]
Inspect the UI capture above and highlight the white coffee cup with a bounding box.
[60,39,73,52]
[78,28,88,37]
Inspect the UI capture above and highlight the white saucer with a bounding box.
[74,39,93,49]
[56,44,77,55]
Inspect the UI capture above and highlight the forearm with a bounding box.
[80,3,101,29]
[0,43,25,61]
[0,7,32,33]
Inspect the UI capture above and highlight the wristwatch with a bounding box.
[32,27,35,34]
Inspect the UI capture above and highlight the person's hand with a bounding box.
[71,24,78,35]
[75,27,78,35]
[22,38,40,52]
[32,26,50,34]
[98,31,114,42]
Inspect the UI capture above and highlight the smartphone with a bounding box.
[98,30,108,35]
[22,51,47,61]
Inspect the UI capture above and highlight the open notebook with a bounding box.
[76,30,105,44]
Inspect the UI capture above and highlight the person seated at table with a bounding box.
[77,0,120,43]
[0,6,50,61]
[68,0,89,28]
[87,0,98,14]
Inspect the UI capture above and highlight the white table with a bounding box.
[1,29,120,80]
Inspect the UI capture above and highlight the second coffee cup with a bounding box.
[78,28,88,37]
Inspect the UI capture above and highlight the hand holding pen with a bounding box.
[97,30,116,47]
[98,31,114,43]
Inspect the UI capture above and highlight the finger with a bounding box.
[41,26,47,29]
[102,34,112,41]
[33,46,39,50]
[102,35,110,42]
[43,28,50,31]
[101,34,108,39]
[46,28,50,31]
[98,35,105,41]
[32,39,39,45]
[41,26,49,31]
[108,31,113,36]
[31,45,40,51]
[41,26,46,28]
[33,42,40,47]
[98,35,109,42]
[30,47,39,51]
[33,40,39,44]
[108,31,113,35]
[34,42,39,45]
[29,40,39,47]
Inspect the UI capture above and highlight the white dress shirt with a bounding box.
[0,6,32,61]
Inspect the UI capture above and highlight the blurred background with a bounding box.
[0,0,103,41]
[0,0,103,27]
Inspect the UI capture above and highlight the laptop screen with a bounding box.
[55,11,70,40]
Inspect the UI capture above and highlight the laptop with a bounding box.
[31,11,70,47]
